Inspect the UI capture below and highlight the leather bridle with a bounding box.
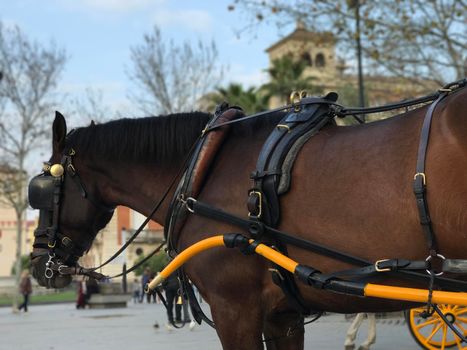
[29,147,115,281]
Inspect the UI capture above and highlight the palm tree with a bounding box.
[208,83,269,115]
[261,55,322,105]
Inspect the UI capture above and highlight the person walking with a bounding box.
[344,313,376,350]
[18,270,32,313]
[162,272,182,330]
[141,267,152,303]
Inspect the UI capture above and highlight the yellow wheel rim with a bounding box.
[407,305,467,349]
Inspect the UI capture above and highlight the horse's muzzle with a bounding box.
[31,255,72,289]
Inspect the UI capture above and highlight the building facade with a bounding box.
[265,22,437,109]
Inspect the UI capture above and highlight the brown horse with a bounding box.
[30,86,467,349]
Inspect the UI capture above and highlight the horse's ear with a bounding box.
[53,111,67,153]
[90,120,96,126]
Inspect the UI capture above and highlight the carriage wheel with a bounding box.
[405,305,467,349]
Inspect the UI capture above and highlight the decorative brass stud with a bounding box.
[50,164,64,177]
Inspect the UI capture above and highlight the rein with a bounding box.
[29,131,205,281]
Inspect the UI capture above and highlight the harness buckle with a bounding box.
[375,259,391,272]
[414,172,426,185]
[248,191,262,219]
[277,124,291,133]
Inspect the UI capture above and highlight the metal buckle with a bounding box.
[375,259,391,272]
[277,124,291,132]
[45,253,55,279]
[58,264,68,275]
[248,191,262,218]
[426,253,446,276]
[185,197,196,213]
[414,172,426,185]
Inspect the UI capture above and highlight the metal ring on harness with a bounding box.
[185,197,197,213]
[426,253,446,276]
[45,267,54,279]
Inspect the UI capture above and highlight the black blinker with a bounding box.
[28,175,56,210]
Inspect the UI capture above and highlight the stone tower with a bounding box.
[265,21,341,83]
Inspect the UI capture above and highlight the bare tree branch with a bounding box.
[0,21,67,308]
[230,0,466,84]
[127,26,224,114]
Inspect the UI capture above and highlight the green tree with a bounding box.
[11,254,31,275]
[133,251,169,276]
[261,55,322,105]
[209,83,269,114]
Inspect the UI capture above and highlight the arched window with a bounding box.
[315,53,325,67]
[301,52,312,66]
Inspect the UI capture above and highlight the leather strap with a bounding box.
[413,91,448,254]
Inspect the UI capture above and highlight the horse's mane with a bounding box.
[68,112,211,165]
[67,111,285,165]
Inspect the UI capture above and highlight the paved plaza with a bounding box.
[0,302,421,349]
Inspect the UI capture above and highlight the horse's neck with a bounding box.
[98,160,180,225]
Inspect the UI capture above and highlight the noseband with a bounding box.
[28,147,114,280]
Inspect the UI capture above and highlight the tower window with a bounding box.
[316,53,326,67]
[301,52,312,66]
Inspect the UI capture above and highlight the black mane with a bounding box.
[68,112,211,165]
[67,110,285,165]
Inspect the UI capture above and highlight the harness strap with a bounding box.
[187,197,467,291]
[413,91,449,254]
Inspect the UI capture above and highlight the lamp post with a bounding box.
[348,0,365,110]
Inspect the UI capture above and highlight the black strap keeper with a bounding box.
[294,264,320,285]
[240,240,261,255]
[223,233,249,249]
[248,220,264,239]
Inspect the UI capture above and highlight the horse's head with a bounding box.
[29,112,115,288]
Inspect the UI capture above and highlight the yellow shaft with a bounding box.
[145,234,467,307]
[365,284,467,306]
[146,236,225,291]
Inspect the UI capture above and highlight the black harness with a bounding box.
[171,79,467,322]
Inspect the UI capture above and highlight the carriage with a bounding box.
[27,78,467,349]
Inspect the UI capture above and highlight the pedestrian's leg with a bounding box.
[23,294,29,312]
[359,314,376,350]
[345,313,365,349]
[18,298,24,311]
[165,289,176,323]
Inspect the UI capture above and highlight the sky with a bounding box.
[0,0,292,118]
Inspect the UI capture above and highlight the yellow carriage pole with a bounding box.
[145,234,467,307]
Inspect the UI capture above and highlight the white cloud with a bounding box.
[56,0,163,14]
[153,9,213,32]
